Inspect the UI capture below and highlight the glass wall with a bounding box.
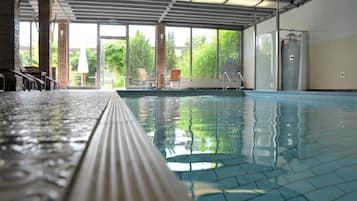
[218,30,241,79]
[128,25,156,88]
[165,27,241,81]
[192,28,217,79]
[165,27,191,79]
[256,32,276,90]
[69,23,97,87]
[19,22,39,67]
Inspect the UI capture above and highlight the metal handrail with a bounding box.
[236,72,245,90]
[222,72,231,91]
[0,73,5,92]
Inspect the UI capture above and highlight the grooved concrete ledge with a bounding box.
[66,93,188,201]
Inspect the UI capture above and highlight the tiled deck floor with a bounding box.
[0,91,111,200]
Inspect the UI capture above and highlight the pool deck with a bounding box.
[0,90,188,201]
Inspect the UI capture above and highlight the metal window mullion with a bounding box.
[240,30,243,76]
[126,24,130,89]
[190,27,192,81]
[96,23,100,88]
[216,29,219,79]
[30,22,33,66]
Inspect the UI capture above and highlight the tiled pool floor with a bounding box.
[123,94,357,201]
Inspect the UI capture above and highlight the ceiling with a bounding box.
[19,0,310,30]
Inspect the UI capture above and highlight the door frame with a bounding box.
[96,24,129,89]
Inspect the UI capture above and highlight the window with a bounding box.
[128,25,156,86]
[69,23,98,87]
[192,28,217,79]
[218,30,241,79]
[165,27,191,79]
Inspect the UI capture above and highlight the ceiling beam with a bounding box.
[158,0,176,23]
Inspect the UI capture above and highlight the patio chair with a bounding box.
[137,68,154,88]
[168,69,181,89]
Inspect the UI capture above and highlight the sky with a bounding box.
[20,22,215,49]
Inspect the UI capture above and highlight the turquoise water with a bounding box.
[123,94,357,201]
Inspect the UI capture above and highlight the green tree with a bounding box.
[165,31,177,70]
[171,30,240,79]
[104,40,126,74]
[129,31,154,78]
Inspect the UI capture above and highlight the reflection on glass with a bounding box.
[256,32,276,90]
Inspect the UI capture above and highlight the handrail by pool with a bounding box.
[0,73,5,92]
[236,72,245,90]
[65,93,188,201]
[222,72,231,91]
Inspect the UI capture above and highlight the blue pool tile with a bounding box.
[311,161,343,175]
[215,166,245,179]
[308,174,344,188]
[337,179,357,192]
[181,170,218,182]
[263,168,288,178]
[335,192,357,201]
[305,186,344,201]
[288,196,309,201]
[221,158,247,166]
[283,170,315,183]
[225,192,259,201]
[336,164,357,181]
[249,190,285,201]
[277,186,299,200]
[218,177,239,189]
[255,180,279,191]
[285,180,316,194]
[197,193,226,201]
[224,185,262,201]
[237,173,267,185]
[240,164,272,174]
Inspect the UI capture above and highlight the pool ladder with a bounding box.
[222,72,245,91]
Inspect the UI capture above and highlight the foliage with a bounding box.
[165,31,177,71]
[167,29,241,79]
[129,31,155,78]
[20,49,31,66]
[104,40,126,74]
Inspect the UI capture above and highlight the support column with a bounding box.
[155,23,166,88]
[0,0,22,91]
[57,20,69,89]
[38,0,52,90]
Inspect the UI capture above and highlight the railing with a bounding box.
[222,72,232,90]
[0,73,5,92]
[236,72,245,90]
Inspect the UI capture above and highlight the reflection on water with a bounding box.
[124,95,357,201]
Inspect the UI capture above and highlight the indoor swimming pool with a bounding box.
[122,91,357,201]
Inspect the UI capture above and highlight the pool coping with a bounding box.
[65,93,189,201]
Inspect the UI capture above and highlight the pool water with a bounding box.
[123,95,357,201]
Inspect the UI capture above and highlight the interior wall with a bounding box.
[243,0,357,90]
